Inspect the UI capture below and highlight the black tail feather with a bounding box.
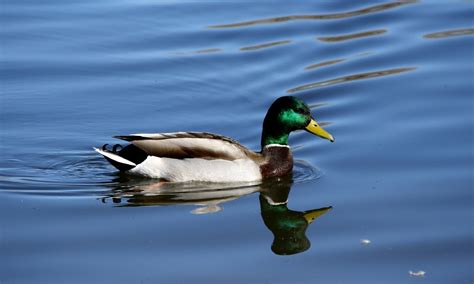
[99,144,148,172]
[102,143,124,154]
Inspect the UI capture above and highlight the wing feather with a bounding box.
[114,132,260,161]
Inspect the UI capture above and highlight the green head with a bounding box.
[261,96,334,149]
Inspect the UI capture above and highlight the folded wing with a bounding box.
[114,132,260,161]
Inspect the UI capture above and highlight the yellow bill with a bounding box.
[305,119,335,142]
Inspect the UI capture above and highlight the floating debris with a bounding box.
[409,270,426,277]
[360,239,371,245]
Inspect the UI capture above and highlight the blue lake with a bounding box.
[1,1,473,283]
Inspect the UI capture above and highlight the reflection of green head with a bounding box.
[259,194,332,255]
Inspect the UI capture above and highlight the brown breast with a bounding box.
[259,146,293,178]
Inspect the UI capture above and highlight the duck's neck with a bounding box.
[261,117,291,149]
[261,131,289,150]
[260,105,293,149]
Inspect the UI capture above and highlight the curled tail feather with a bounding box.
[95,143,148,172]
[94,146,137,171]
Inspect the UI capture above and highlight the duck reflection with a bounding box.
[259,178,332,255]
[102,175,264,214]
[102,175,332,255]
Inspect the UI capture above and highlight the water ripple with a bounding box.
[287,67,416,93]
[318,29,387,43]
[305,52,372,70]
[305,59,346,70]
[209,0,416,28]
[293,159,323,183]
[0,151,116,196]
[171,48,223,56]
[423,28,474,39]
[240,40,291,51]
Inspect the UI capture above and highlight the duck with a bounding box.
[94,96,334,182]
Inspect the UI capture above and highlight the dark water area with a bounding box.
[1,1,473,283]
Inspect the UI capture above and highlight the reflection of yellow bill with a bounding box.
[305,119,335,142]
[304,207,333,224]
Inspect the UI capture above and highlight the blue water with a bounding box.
[1,1,473,283]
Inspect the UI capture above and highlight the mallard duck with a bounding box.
[95,96,334,182]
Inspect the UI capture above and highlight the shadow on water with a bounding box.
[101,175,332,256]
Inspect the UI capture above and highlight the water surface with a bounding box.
[1,1,473,283]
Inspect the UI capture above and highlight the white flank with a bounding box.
[129,156,262,182]
[93,147,137,167]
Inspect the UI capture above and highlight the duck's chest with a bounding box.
[259,145,293,178]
